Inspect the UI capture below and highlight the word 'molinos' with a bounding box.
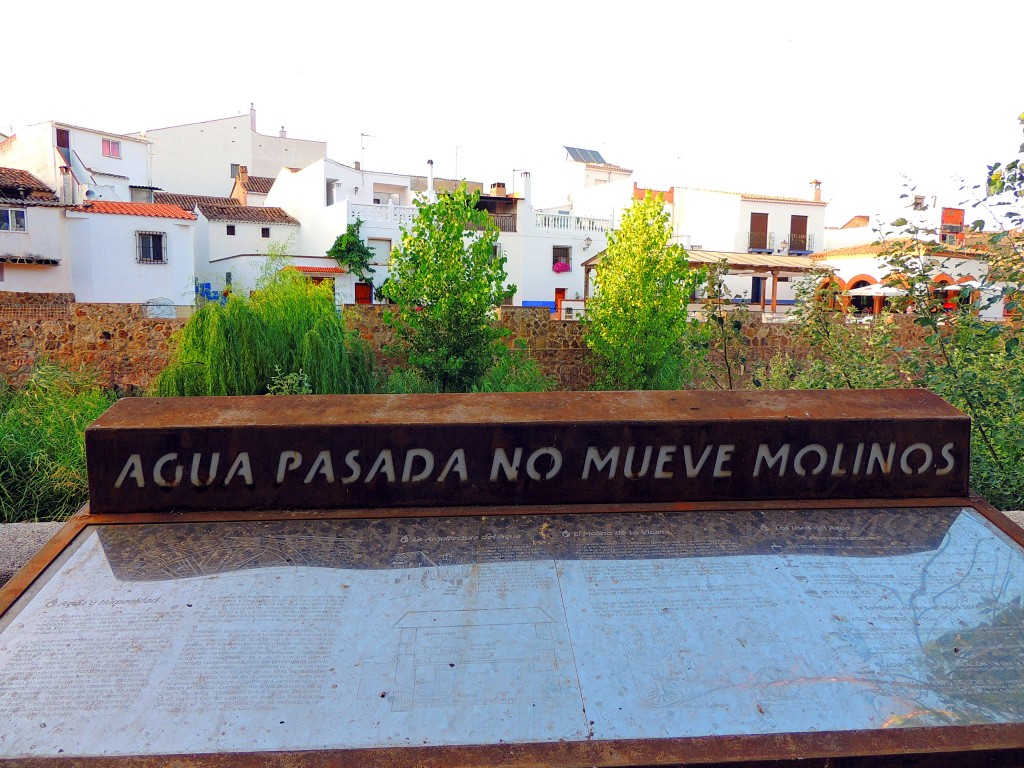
[113,440,957,490]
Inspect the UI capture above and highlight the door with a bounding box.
[555,288,566,318]
[355,282,373,305]
[749,213,768,250]
[790,215,808,252]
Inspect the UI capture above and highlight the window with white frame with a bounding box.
[102,138,121,159]
[0,208,26,232]
[136,232,167,264]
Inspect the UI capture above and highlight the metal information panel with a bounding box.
[1,391,1022,766]
[2,506,1024,761]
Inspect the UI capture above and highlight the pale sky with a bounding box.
[5,0,1021,227]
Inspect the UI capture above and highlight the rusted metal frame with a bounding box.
[4,496,1022,767]
[0,513,91,616]
[1,722,1022,768]
[966,490,1024,548]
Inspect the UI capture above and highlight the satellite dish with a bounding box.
[84,189,97,199]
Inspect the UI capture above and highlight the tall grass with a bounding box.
[155,267,374,396]
[0,364,117,522]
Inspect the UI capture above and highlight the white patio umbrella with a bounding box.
[942,280,982,291]
[845,284,908,297]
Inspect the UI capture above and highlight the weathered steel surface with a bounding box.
[3,505,1024,764]
[85,390,970,514]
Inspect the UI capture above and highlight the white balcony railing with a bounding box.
[350,203,417,227]
[535,212,612,232]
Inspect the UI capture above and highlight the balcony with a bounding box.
[747,231,775,252]
[536,212,612,232]
[491,213,517,232]
[349,203,417,227]
[788,233,814,253]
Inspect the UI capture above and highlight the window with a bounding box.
[367,239,391,264]
[230,163,240,179]
[136,232,167,264]
[0,208,26,232]
[552,245,571,270]
[261,227,270,238]
[102,138,121,159]
[226,225,236,236]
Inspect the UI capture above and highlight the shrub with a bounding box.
[0,364,117,522]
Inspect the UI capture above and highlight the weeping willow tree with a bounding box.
[155,262,374,396]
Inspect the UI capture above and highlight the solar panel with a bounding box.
[564,146,606,165]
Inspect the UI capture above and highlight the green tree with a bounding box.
[379,185,513,392]
[327,217,376,285]
[581,193,704,390]
[156,251,374,396]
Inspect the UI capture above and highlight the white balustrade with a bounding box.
[350,203,417,227]
[535,212,612,232]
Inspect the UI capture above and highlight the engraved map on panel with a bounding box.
[1,506,1024,758]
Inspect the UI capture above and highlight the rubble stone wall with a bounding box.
[1,297,930,392]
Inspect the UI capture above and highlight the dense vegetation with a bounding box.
[0,364,117,522]
[154,263,374,396]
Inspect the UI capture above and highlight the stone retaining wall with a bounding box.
[0,297,184,391]
[1,295,932,392]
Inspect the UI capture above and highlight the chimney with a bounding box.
[427,159,435,201]
[810,179,822,203]
[238,165,249,185]
[490,182,506,197]
[249,103,256,131]
[279,126,287,139]
[354,160,361,171]
[520,170,532,203]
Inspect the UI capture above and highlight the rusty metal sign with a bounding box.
[86,389,970,514]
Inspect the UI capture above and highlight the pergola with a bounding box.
[581,250,818,313]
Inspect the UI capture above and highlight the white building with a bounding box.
[0,168,70,293]
[0,121,154,205]
[65,201,196,304]
[814,242,1004,320]
[143,108,327,198]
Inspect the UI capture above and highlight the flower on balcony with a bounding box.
[552,261,571,274]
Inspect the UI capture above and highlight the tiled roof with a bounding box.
[291,265,346,274]
[740,193,827,207]
[70,201,197,220]
[86,167,130,180]
[0,168,57,200]
[199,204,299,225]
[0,196,64,208]
[841,215,870,229]
[243,176,275,195]
[813,240,990,260]
[155,192,239,211]
[682,187,827,207]
[586,162,633,174]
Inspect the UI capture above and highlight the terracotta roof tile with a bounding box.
[198,204,299,225]
[813,240,990,260]
[291,265,346,275]
[155,192,239,211]
[841,215,870,229]
[243,176,275,195]
[740,193,827,207]
[0,167,57,201]
[70,201,196,220]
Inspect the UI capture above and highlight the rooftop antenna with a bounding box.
[360,133,376,186]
